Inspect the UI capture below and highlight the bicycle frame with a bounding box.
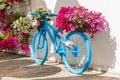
[38,14,66,54]
[31,12,92,74]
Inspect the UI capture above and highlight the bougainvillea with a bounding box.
[0,27,30,52]
[0,11,30,53]
[7,0,24,4]
[0,11,7,31]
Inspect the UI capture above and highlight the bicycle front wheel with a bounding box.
[31,31,48,65]
[63,32,92,74]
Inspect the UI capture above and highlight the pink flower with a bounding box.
[14,40,19,45]
[71,27,75,31]
[78,19,82,23]
[56,6,108,34]
[9,35,14,39]
[14,0,22,2]
[21,43,30,51]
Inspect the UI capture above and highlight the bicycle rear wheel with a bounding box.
[63,32,92,74]
[31,31,48,65]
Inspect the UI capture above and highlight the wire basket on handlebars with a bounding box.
[32,8,52,31]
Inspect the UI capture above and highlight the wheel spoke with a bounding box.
[63,32,92,74]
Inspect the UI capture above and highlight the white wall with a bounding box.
[30,0,120,74]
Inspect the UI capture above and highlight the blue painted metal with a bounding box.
[31,12,92,74]
[32,31,48,65]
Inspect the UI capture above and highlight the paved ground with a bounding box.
[0,53,120,80]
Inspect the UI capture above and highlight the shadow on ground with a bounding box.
[34,76,120,80]
[34,71,120,80]
[0,53,62,78]
[0,52,25,60]
[0,53,120,80]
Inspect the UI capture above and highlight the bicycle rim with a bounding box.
[32,32,48,65]
[63,32,92,74]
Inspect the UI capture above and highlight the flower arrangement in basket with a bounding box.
[31,8,52,31]
[56,6,108,38]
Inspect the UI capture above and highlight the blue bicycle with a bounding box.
[31,12,92,74]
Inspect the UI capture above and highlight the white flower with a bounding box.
[0,0,4,3]
[6,6,11,10]
[13,25,16,28]
[27,13,33,20]
[0,0,11,10]
[17,28,20,31]
[0,3,6,10]
[20,17,23,20]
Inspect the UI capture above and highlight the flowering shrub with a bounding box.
[0,27,30,52]
[13,16,33,33]
[6,12,25,26]
[0,11,7,31]
[13,8,52,32]
[56,6,108,37]
[0,11,25,30]
[0,0,12,11]
[0,11,30,53]
[0,0,25,11]
[0,28,18,51]
[7,0,25,4]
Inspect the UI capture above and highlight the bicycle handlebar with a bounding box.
[31,12,57,17]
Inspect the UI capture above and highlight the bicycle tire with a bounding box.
[31,31,48,65]
[63,32,92,74]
